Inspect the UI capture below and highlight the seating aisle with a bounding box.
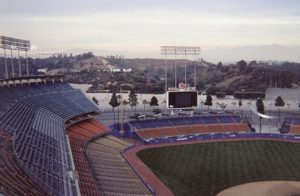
[67,119,109,196]
[86,136,151,196]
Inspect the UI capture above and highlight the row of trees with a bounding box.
[104,92,287,114]
[100,90,288,131]
[109,90,160,111]
[108,89,161,122]
[203,94,243,110]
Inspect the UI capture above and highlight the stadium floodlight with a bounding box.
[161,46,201,56]
[0,35,31,78]
[160,46,201,91]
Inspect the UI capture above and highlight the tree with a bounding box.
[215,102,220,109]
[109,92,120,124]
[238,99,243,111]
[128,89,138,112]
[231,102,237,110]
[118,99,128,137]
[92,96,99,105]
[117,94,122,124]
[249,60,257,67]
[200,101,205,108]
[121,100,129,121]
[149,96,159,108]
[238,99,242,107]
[153,108,161,115]
[256,97,265,133]
[247,102,253,122]
[256,98,265,114]
[217,61,223,69]
[274,96,285,125]
[219,103,226,111]
[142,100,148,116]
[237,60,247,72]
[204,94,212,110]
[122,100,128,109]
[247,102,252,107]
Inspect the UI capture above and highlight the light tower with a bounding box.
[0,35,31,78]
[160,46,201,90]
[160,46,201,115]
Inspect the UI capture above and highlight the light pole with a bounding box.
[10,48,14,78]
[4,47,8,78]
[247,102,252,122]
[160,46,201,88]
[0,36,31,78]
[119,84,126,140]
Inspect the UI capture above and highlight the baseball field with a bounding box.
[137,140,300,196]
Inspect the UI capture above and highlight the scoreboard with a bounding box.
[167,91,198,109]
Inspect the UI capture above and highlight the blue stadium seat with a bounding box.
[129,115,243,131]
[202,116,219,124]
[292,118,300,125]
[0,82,99,196]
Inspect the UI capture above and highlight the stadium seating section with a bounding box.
[85,135,151,195]
[0,129,47,195]
[282,117,300,134]
[67,119,109,196]
[130,115,250,140]
[0,82,99,195]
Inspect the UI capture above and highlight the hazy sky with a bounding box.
[1,0,300,62]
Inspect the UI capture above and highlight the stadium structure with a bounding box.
[1,40,300,195]
[1,75,300,196]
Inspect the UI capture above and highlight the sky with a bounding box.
[1,0,300,62]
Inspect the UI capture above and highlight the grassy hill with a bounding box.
[1,52,300,94]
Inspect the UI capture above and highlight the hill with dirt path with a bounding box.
[2,52,300,94]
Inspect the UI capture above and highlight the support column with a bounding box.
[164,52,168,92]
[4,48,8,78]
[26,50,29,76]
[18,48,21,77]
[184,55,187,85]
[174,52,177,88]
[10,49,14,78]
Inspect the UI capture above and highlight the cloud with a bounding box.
[1,0,300,62]
[1,0,300,17]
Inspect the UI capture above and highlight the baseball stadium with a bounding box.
[1,36,300,196]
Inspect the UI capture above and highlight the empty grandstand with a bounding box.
[0,129,47,195]
[0,77,154,196]
[67,119,109,196]
[129,115,250,141]
[85,135,152,195]
[0,78,101,196]
[281,116,300,134]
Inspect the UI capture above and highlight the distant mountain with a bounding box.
[203,45,300,63]
[60,45,300,64]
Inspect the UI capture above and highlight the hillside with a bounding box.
[1,52,300,94]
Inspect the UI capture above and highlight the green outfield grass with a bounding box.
[137,140,300,196]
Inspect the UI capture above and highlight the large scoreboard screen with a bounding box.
[167,91,198,109]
